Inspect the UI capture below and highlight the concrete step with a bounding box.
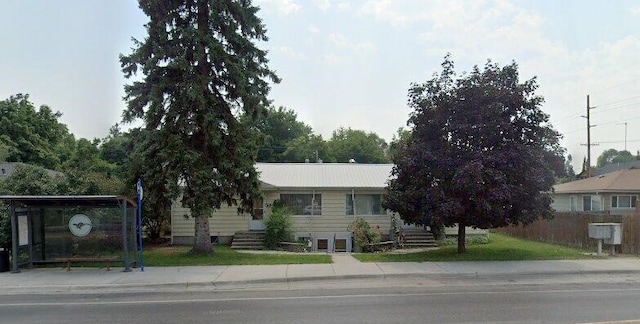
[230,231,266,250]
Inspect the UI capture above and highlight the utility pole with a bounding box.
[581,95,597,177]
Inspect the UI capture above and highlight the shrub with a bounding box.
[264,202,293,250]
[348,217,381,252]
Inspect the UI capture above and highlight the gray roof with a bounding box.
[256,163,393,189]
[0,195,136,207]
[0,162,64,180]
[593,160,640,176]
[554,168,640,194]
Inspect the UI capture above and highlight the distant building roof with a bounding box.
[593,160,640,176]
[0,162,64,181]
[256,163,393,190]
[554,168,640,194]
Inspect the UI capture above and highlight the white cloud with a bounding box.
[308,24,320,34]
[255,0,303,16]
[312,0,331,11]
[328,33,376,52]
[272,45,306,60]
[631,6,640,16]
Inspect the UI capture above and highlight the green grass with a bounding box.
[354,233,595,262]
[143,245,332,266]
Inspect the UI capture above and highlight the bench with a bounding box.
[55,257,119,271]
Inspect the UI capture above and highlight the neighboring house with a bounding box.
[552,168,640,214]
[171,163,395,251]
[0,162,64,181]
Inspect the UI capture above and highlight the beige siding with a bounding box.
[171,202,250,239]
[172,189,394,245]
[267,190,392,237]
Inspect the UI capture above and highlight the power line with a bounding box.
[591,102,639,114]
[590,79,640,95]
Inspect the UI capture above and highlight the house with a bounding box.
[552,168,640,214]
[171,163,396,251]
[0,162,64,181]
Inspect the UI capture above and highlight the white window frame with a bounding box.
[611,195,637,209]
[570,196,578,211]
[346,192,386,216]
[279,193,322,216]
[582,195,602,211]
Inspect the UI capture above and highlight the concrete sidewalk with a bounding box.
[1,254,639,294]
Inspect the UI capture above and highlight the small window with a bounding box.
[583,195,602,211]
[346,194,385,215]
[252,197,264,220]
[334,238,347,252]
[570,196,578,211]
[611,195,637,208]
[280,194,322,215]
[316,239,329,251]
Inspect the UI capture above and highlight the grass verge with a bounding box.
[143,245,332,266]
[353,233,595,262]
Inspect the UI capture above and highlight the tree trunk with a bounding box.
[192,211,213,254]
[457,222,466,254]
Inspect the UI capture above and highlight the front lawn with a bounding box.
[353,233,595,262]
[143,245,332,266]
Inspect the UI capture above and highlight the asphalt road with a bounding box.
[3,281,640,324]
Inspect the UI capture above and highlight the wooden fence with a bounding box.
[493,212,640,255]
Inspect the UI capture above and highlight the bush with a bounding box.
[264,202,293,250]
[441,234,489,246]
[348,217,381,252]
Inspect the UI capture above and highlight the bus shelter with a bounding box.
[0,195,138,273]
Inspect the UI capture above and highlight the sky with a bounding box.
[1,0,639,170]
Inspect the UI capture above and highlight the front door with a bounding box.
[249,197,266,231]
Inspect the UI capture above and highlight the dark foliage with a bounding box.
[384,55,564,253]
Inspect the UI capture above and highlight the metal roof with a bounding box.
[256,163,393,189]
[553,168,640,194]
[0,195,137,207]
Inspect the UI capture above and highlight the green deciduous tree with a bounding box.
[255,106,313,162]
[328,127,389,163]
[0,94,72,169]
[596,149,636,168]
[120,0,279,253]
[283,134,332,162]
[384,56,564,253]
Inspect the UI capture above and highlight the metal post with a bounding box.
[122,199,131,272]
[10,202,19,273]
[137,179,144,272]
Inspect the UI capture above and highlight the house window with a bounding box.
[570,196,578,211]
[582,195,602,211]
[611,195,637,208]
[252,197,264,220]
[334,238,347,252]
[316,238,329,251]
[280,194,322,215]
[346,194,385,215]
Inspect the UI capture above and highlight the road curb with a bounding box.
[2,268,640,295]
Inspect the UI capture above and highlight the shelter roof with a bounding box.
[0,195,136,207]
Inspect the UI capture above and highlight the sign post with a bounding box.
[137,179,144,272]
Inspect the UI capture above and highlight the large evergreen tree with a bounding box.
[384,56,564,253]
[120,0,279,253]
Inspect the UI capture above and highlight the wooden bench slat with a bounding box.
[55,257,119,271]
